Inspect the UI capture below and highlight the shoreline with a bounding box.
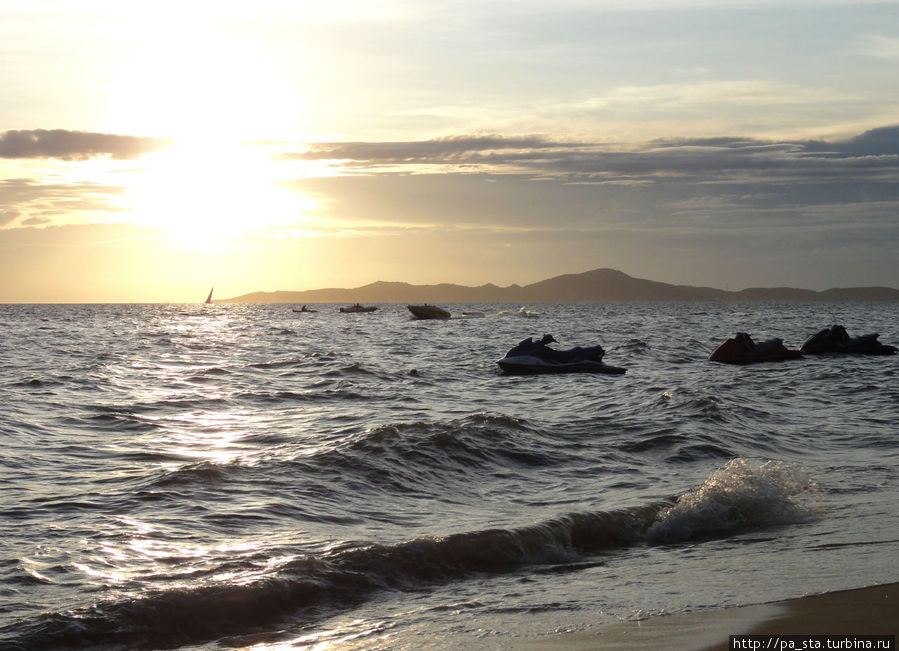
[521,583,897,650]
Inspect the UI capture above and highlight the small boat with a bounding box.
[709,332,802,364]
[496,334,626,375]
[800,325,897,355]
[407,304,451,320]
[339,304,378,313]
[292,305,318,314]
[205,287,213,304]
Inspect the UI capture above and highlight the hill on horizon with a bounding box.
[217,268,899,303]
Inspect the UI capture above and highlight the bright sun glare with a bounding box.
[126,140,303,243]
[109,16,317,245]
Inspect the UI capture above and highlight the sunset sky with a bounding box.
[2,0,898,302]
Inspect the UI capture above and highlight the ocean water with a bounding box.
[0,302,896,650]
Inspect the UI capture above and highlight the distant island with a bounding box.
[218,268,899,303]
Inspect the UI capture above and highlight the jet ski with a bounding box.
[709,332,802,364]
[800,325,897,355]
[496,334,626,375]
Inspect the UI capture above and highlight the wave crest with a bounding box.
[3,458,820,649]
[647,458,817,542]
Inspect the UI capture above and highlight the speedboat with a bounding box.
[800,325,897,355]
[293,305,318,313]
[709,332,802,364]
[496,334,626,375]
[339,304,378,313]
[407,304,451,320]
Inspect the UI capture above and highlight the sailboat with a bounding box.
[205,287,214,304]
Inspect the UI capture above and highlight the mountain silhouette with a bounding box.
[218,268,899,303]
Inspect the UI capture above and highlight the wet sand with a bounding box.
[521,583,897,650]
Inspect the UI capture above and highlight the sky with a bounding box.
[1,0,898,302]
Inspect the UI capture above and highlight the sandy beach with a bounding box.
[523,583,897,650]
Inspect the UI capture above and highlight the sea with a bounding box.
[0,301,896,650]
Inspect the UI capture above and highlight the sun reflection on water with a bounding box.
[248,619,395,650]
[162,410,254,466]
[75,514,294,591]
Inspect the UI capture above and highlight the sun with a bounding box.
[125,139,304,244]
[105,16,319,245]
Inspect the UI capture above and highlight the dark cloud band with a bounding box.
[283,126,899,182]
[0,129,171,160]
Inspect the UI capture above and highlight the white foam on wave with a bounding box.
[647,458,819,542]
[496,306,541,318]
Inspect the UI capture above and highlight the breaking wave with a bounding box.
[2,458,817,649]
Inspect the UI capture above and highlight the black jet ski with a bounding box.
[709,332,802,364]
[800,325,897,355]
[496,334,626,375]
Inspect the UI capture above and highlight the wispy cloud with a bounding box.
[0,208,19,227]
[281,124,899,285]
[0,129,171,160]
[0,177,127,228]
[569,80,853,111]
[280,135,582,163]
[853,34,899,59]
[282,125,899,183]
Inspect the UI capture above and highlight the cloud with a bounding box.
[21,216,51,226]
[0,177,128,227]
[283,125,899,184]
[281,135,581,164]
[829,125,899,156]
[0,129,171,160]
[281,124,899,290]
[573,80,849,111]
[0,208,19,227]
[853,34,899,59]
